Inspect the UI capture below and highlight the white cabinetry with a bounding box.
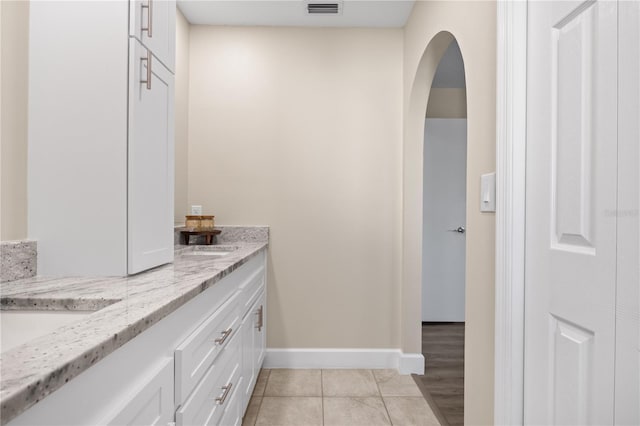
[240,292,266,412]
[128,38,175,274]
[130,0,176,71]
[8,251,268,426]
[175,258,267,426]
[175,292,241,404]
[28,0,176,276]
[104,359,175,426]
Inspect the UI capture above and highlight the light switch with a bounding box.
[480,173,496,212]
[191,205,203,215]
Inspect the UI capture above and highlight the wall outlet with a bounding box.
[191,205,203,215]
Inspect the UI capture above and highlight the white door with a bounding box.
[525,1,618,424]
[615,1,640,423]
[422,119,467,322]
[128,38,175,274]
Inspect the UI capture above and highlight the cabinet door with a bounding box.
[128,38,174,275]
[104,359,174,426]
[130,0,175,72]
[240,310,256,412]
[240,292,266,413]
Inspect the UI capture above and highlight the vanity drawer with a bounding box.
[217,374,243,426]
[238,266,264,319]
[175,333,241,426]
[175,292,241,405]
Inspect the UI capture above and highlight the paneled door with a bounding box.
[128,38,175,274]
[525,1,618,424]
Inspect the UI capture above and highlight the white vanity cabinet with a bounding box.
[175,259,267,426]
[8,250,268,426]
[28,0,176,276]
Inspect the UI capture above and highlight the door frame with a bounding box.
[495,1,528,425]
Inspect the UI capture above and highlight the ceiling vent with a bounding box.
[307,3,340,14]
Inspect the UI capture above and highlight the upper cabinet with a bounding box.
[130,0,176,72]
[28,1,176,276]
[128,38,175,274]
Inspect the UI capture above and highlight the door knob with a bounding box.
[447,226,465,234]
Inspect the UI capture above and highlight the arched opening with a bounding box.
[417,38,467,426]
[401,30,468,426]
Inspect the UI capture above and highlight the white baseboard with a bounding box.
[264,348,424,375]
[398,352,425,375]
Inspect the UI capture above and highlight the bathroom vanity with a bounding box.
[0,240,267,426]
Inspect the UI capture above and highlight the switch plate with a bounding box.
[191,205,202,215]
[480,173,496,212]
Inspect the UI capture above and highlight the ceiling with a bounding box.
[178,0,415,28]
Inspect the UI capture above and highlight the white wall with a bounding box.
[174,9,190,225]
[187,26,403,349]
[403,2,497,424]
[1,0,29,241]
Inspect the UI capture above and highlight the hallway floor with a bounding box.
[413,323,465,426]
[242,369,440,425]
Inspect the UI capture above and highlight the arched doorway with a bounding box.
[402,30,468,426]
[417,38,467,426]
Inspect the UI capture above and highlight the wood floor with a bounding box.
[413,322,465,426]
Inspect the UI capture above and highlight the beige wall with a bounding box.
[403,2,496,424]
[175,9,190,225]
[188,26,403,349]
[1,0,29,241]
[426,88,467,118]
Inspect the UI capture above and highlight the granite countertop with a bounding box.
[0,240,267,425]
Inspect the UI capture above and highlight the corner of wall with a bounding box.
[174,6,191,226]
[0,0,30,241]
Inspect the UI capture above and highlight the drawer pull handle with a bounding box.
[256,305,264,332]
[215,383,233,405]
[141,0,153,38]
[140,48,152,90]
[214,328,233,345]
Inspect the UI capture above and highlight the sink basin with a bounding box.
[180,246,238,260]
[186,251,232,257]
[0,310,94,353]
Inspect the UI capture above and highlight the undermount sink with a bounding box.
[186,250,232,257]
[180,246,238,260]
[0,310,95,353]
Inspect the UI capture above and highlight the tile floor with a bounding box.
[243,369,441,426]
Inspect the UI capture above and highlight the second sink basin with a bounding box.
[186,251,232,257]
[179,246,238,260]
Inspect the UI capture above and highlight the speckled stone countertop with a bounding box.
[0,242,267,425]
